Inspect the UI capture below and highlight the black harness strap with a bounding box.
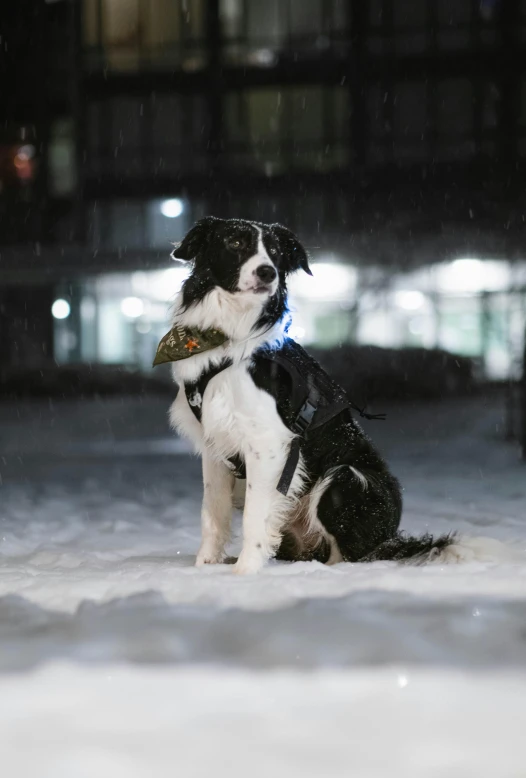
[255,341,385,497]
[184,360,231,423]
[183,340,385,497]
[276,383,320,496]
[184,359,246,479]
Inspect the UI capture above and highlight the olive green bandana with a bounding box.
[152,324,228,367]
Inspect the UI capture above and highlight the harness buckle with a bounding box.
[291,398,317,436]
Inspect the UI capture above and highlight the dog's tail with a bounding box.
[359,531,457,564]
[359,531,520,565]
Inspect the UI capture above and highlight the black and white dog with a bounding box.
[166,217,454,575]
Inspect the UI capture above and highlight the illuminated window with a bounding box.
[220,0,348,65]
[224,87,349,173]
[48,119,76,196]
[83,0,206,71]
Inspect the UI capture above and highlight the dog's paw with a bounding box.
[195,547,223,567]
[232,550,265,575]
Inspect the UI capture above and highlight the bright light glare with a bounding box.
[408,317,425,335]
[80,297,96,320]
[452,258,483,272]
[449,258,485,288]
[437,258,509,293]
[160,198,184,218]
[132,268,189,301]
[397,674,409,689]
[51,299,71,319]
[395,290,425,311]
[289,325,306,341]
[151,268,188,301]
[290,263,356,301]
[121,297,144,318]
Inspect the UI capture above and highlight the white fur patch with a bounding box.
[304,464,368,537]
[237,229,278,296]
[349,466,368,490]
[434,536,524,564]
[306,474,334,536]
[326,533,344,565]
[171,288,286,387]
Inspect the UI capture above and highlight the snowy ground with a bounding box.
[1,391,526,775]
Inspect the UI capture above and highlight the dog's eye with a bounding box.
[228,239,241,249]
[269,247,277,256]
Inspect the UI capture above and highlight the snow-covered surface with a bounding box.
[1,393,526,775]
[2,665,525,778]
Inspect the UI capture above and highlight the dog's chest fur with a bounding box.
[171,356,294,468]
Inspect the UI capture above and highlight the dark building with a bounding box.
[1,0,526,383]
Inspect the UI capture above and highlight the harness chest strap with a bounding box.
[183,359,246,479]
[182,358,325,496]
[275,388,319,495]
[155,328,385,496]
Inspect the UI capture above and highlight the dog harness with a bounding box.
[154,327,384,496]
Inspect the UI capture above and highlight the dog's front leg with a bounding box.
[196,453,234,566]
[233,446,290,575]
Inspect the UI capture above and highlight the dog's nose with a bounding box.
[256,265,277,284]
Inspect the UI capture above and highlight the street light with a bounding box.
[51,299,71,320]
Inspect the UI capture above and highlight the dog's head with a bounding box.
[172,217,312,326]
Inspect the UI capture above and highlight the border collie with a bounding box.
[162,217,454,575]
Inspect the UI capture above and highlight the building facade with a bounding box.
[1,0,526,379]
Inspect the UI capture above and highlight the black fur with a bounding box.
[359,532,457,564]
[175,217,454,565]
[249,341,406,562]
[172,217,312,324]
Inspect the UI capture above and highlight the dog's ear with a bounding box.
[171,216,221,261]
[270,223,312,276]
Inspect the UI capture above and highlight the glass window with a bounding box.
[368,0,498,55]
[438,296,483,357]
[48,119,76,197]
[220,192,348,239]
[392,81,428,160]
[365,75,497,167]
[224,87,349,174]
[87,197,207,251]
[220,0,348,65]
[83,0,206,71]
[86,95,209,179]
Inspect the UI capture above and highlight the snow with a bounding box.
[1,392,526,775]
[2,665,526,778]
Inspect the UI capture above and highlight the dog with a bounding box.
[161,216,454,574]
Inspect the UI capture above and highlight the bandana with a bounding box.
[153,324,228,367]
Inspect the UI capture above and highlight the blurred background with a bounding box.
[0,0,525,455]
